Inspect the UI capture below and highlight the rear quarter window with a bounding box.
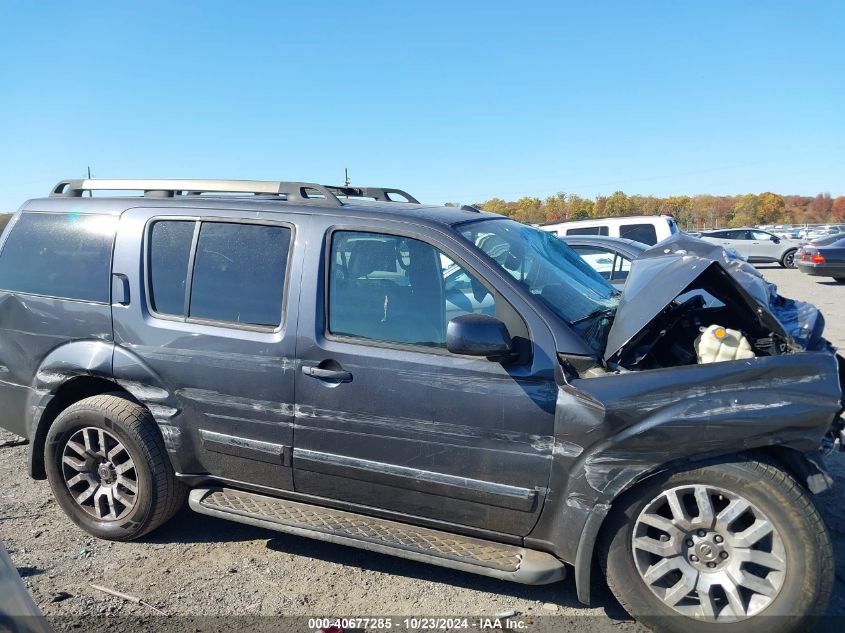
[0,212,116,302]
[619,223,658,245]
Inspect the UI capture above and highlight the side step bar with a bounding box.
[189,488,565,585]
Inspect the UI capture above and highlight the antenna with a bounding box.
[344,167,350,188]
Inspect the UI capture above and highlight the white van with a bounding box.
[539,214,679,246]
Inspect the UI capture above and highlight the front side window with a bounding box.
[0,212,116,302]
[328,231,495,348]
[147,220,291,328]
[460,219,618,350]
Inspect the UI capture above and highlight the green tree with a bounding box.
[604,191,634,217]
[514,197,544,223]
[476,198,511,216]
[728,194,759,227]
[757,192,786,224]
[543,192,567,221]
[568,194,594,220]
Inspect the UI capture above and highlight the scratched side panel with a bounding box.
[292,215,559,537]
[529,351,843,562]
[110,207,303,489]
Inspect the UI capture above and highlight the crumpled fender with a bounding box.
[27,340,184,477]
[527,350,842,604]
[27,339,114,436]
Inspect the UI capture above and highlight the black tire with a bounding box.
[780,250,797,268]
[599,456,833,633]
[45,394,186,541]
[832,277,845,284]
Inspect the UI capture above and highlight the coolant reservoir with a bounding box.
[694,325,755,364]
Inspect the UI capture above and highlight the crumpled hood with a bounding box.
[604,233,823,362]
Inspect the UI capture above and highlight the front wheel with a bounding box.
[600,457,833,633]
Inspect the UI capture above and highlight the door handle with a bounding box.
[111,273,130,306]
[301,365,353,382]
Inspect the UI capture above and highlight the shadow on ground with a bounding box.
[147,506,632,622]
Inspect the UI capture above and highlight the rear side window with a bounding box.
[149,220,195,315]
[566,225,609,236]
[0,212,116,302]
[620,223,658,245]
[147,220,292,328]
[189,223,291,326]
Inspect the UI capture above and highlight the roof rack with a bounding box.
[49,179,344,207]
[324,186,420,204]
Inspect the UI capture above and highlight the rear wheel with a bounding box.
[780,250,797,268]
[45,394,186,541]
[600,457,832,633]
[832,277,845,283]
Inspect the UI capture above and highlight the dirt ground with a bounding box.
[2,265,845,632]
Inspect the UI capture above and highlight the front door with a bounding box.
[111,208,301,490]
[293,221,557,536]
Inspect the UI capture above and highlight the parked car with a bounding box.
[797,236,845,283]
[798,233,844,251]
[539,214,678,246]
[698,228,800,268]
[774,228,803,240]
[0,179,843,633]
[560,235,648,288]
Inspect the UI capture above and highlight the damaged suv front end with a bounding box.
[464,222,844,625]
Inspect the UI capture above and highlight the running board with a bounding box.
[189,488,565,585]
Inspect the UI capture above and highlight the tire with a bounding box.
[44,394,186,541]
[780,250,797,268]
[599,456,832,633]
[832,277,845,284]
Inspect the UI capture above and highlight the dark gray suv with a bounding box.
[0,179,843,633]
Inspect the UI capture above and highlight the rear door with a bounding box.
[111,207,302,490]
[717,230,751,257]
[292,218,557,536]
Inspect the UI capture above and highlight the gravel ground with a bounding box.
[1,265,844,632]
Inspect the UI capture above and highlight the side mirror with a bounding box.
[771,236,780,243]
[446,314,513,359]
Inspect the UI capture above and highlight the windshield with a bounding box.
[460,219,620,350]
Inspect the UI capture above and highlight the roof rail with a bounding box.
[49,179,343,207]
[324,185,420,204]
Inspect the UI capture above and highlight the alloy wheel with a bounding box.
[632,484,786,622]
[783,251,795,267]
[60,427,139,521]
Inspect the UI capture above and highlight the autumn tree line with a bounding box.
[452,192,845,230]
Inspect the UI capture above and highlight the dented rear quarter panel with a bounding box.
[528,351,843,562]
[0,294,113,438]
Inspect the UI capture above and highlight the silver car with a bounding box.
[699,227,800,268]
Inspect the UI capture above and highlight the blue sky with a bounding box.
[0,1,842,209]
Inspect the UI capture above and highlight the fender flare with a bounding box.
[570,446,832,605]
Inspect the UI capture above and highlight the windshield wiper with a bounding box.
[570,306,616,326]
